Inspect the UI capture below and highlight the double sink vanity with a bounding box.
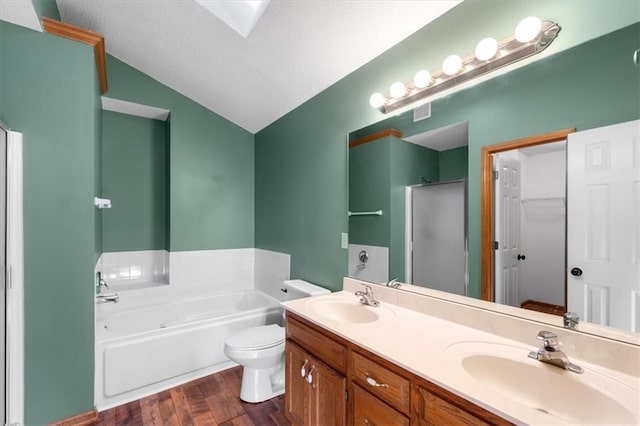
[282,278,640,425]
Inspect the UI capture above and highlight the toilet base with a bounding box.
[239,364,285,403]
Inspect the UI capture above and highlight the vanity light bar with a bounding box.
[371,18,561,114]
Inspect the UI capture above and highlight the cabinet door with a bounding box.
[308,356,347,426]
[285,342,310,426]
[413,384,489,426]
[353,384,409,426]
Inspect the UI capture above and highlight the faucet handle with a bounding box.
[563,312,579,329]
[536,331,559,350]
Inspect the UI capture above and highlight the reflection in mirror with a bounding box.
[347,23,639,340]
[347,120,468,290]
[493,139,568,315]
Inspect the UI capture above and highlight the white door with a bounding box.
[0,127,5,425]
[411,181,466,295]
[494,155,522,306]
[567,120,640,331]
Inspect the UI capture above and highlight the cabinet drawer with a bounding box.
[353,384,409,426]
[286,316,347,374]
[351,351,410,414]
[417,386,489,426]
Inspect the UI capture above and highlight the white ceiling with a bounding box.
[0,0,41,32]
[404,121,468,152]
[53,0,461,133]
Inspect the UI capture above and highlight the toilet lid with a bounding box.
[226,324,285,350]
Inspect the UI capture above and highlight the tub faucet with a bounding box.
[96,293,119,304]
[96,272,109,295]
[528,331,583,374]
[385,277,401,289]
[355,284,380,307]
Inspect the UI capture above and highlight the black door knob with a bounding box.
[570,267,583,277]
[517,254,526,260]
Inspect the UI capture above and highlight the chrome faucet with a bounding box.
[96,293,120,304]
[95,272,119,303]
[355,284,380,307]
[563,312,579,330]
[528,331,583,374]
[385,277,401,289]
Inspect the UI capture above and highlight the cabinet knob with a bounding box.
[306,366,316,384]
[300,359,309,377]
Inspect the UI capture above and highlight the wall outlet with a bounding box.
[341,233,348,249]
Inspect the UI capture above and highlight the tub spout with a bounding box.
[96,293,119,304]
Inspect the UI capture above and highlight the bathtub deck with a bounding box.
[97,367,289,426]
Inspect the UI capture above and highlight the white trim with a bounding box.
[6,130,24,426]
[404,186,412,284]
[101,97,170,121]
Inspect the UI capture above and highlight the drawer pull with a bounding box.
[300,359,309,377]
[363,418,370,425]
[364,372,389,389]
[306,366,316,384]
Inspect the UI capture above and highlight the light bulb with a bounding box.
[390,82,406,99]
[442,55,462,76]
[413,70,432,88]
[475,37,498,61]
[369,93,385,108]
[515,16,542,43]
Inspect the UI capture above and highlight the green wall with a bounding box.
[31,0,61,21]
[439,146,468,182]
[0,21,99,424]
[255,2,639,292]
[348,138,390,247]
[349,135,457,282]
[105,56,255,251]
[101,111,167,252]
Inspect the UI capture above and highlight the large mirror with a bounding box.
[347,22,639,339]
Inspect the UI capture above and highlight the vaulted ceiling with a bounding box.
[52,0,461,133]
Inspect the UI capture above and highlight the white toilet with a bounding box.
[224,279,330,403]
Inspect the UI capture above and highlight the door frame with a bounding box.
[3,126,24,425]
[480,128,575,302]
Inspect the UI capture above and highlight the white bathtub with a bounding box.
[95,288,283,410]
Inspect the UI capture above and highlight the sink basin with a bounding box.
[447,342,639,424]
[307,299,380,324]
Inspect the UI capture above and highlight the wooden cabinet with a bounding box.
[353,384,409,426]
[285,312,511,426]
[351,350,410,415]
[412,382,489,425]
[285,316,347,426]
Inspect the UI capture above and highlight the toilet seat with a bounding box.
[225,324,285,351]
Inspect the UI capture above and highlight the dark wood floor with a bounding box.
[97,367,289,426]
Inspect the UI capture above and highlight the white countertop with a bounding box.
[283,289,640,425]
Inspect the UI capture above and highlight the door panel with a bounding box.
[411,181,466,295]
[567,119,640,331]
[309,356,346,426]
[285,342,309,426]
[494,157,521,306]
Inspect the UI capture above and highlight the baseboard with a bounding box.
[520,299,565,316]
[49,408,98,426]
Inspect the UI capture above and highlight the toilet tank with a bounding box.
[280,279,330,301]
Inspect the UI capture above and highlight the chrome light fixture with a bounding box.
[370,17,561,114]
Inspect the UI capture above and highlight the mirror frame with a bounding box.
[480,127,575,301]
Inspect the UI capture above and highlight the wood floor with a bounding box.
[97,367,289,426]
